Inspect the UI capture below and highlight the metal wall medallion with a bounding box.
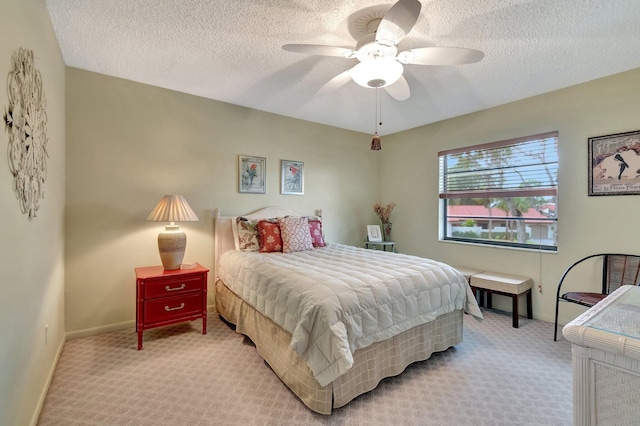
[3,48,48,220]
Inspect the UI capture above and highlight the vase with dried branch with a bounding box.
[373,202,395,241]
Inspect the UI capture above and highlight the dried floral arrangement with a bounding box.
[373,202,395,224]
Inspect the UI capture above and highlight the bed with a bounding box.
[213,206,482,414]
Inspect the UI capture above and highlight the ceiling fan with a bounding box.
[282,0,484,101]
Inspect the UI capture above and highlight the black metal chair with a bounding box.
[554,253,640,341]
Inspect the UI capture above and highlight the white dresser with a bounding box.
[563,285,640,425]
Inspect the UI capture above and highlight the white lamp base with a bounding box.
[157,224,186,270]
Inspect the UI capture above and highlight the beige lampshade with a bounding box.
[147,195,199,270]
[146,194,199,222]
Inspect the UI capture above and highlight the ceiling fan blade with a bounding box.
[384,75,410,101]
[316,69,353,96]
[375,0,422,46]
[283,44,356,58]
[398,47,485,66]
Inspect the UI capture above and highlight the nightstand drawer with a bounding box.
[144,275,203,299]
[144,293,202,323]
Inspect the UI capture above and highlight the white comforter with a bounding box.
[218,243,482,386]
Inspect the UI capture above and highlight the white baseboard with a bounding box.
[65,304,217,341]
[29,336,65,426]
[65,320,135,341]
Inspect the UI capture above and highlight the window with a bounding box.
[438,132,558,251]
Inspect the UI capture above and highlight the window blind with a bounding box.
[438,131,558,199]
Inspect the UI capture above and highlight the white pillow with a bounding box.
[278,216,314,253]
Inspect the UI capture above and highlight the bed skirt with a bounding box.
[214,279,463,414]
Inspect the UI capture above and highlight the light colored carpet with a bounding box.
[38,309,573,425]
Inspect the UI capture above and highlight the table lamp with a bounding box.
[146,194,199,270]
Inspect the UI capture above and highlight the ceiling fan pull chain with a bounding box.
[371,88,382,151]
[375,88,379,133]
[378,88,383,128]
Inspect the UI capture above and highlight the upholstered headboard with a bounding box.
[213,206,322,281]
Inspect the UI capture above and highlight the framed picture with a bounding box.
[239,155,266,194]
[281,160,304,195]
[588,130,640,196]
[367,225,382,242]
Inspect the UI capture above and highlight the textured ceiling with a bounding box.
[45,0,640,135]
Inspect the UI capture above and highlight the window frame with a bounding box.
[438,131,558,251]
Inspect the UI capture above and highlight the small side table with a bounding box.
[364,241,396,252]
[135,263,209,350]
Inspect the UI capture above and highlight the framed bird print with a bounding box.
[588,130,640,196]
[281,160,304,195]
[239,155,266,194]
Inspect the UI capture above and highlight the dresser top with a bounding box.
[135,263,209,279]
[563,285,640,360]
[584,285,640,339]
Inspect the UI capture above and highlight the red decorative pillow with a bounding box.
[279,216,314,253]
[308,219,325,247]
[257,219,282,253]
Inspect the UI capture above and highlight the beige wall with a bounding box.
[0,0,66,425]
[64,66,640,335]
[380,68,640,324]
[64,67,379,336]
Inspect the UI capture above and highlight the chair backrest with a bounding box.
[604,254,640,294]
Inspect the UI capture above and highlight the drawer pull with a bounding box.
[165,303,185,312]
[165,283,186,292]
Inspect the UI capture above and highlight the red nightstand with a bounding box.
[135,263,209,350]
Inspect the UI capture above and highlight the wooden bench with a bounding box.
[462,270,533,328]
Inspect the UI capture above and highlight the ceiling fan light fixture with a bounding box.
[396,50,414,64]
[351,58,403,88]
[282,0,484,102]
